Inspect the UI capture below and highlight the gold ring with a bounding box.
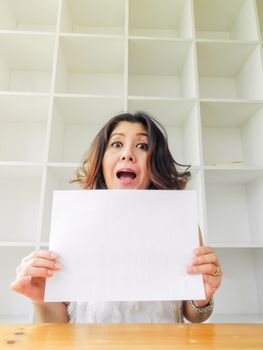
[212,266,220,277]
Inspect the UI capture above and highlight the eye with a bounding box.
[111,141,123,148]
[136,143,149,151]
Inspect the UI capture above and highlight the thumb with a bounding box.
[10,276,32,293]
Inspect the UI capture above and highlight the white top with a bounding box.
[67,301,184,323]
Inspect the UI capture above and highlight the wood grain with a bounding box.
[1,324,263,349]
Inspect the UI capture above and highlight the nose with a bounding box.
[120,147,135,162]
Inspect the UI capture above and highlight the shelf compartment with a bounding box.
[128,40,196,98]
[205,169,263,244]
[48,96,123,163]
[128,98,200,165]
[0,165,42,242]
[41,165,80,242]
[197,42,263,99]
[0,246,33,323]
[55,36,124,95]
[194,0,258,41]
[0,0,59,32]
[212,248,263,320]
[61,0,124,35]
[129,0,192,39]
[200,101,263,166]
[0,33,55,92]
[0,95,49,162]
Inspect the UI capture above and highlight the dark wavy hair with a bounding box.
[73,111,191,190]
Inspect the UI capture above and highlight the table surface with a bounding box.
[1,324,263,349]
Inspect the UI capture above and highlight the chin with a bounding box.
[116,183,140,190]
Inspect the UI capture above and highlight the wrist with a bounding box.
[32,300,45,307]
[189,298,214,313]
[192,299,212,308]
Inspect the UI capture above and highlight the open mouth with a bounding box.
[116,171,136,180]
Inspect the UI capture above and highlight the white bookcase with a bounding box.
[0,0,262,323]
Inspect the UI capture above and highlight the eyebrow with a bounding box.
[110,132,148,138]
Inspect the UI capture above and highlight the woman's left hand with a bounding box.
[187,246,222,304]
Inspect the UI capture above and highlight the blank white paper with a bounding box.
[45,190,205,302]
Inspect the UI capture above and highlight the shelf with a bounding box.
[55,36,124,94]
[128,39,196,98]
[0,33,55,92]
[0,242,37,247]
[212,248,263,318]
[205,169,263,244]
[0,95,49,162]
[61,0,124,35]
[256,0,263,41]
[194,0,259,41]
[200,100,263,166]
[197,42,263,99]
[0,247,33,321]
[41,165,80,242]
[0,314,31,323]
[210,313,263,324]
[128,98,200,165]
[0,165,42,242]
[48,96,123,163]
[0,0,59,32]
[211,243,263,248]
[129,0,192,39]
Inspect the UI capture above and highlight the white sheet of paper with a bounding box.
[45,190,205,302]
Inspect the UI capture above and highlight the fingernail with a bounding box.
[54,263,61,269]
[48,270,53,276]
[187,266,193,273]
[50,252,57,259]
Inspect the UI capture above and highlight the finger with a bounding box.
[17,266,56,279]
[187,263,220,276]
[194,246,214,256]
[192,253,220,267]
[16,258,61,277]
[26,257,61,270]
[203,274,222,287]
[21,250,58,264]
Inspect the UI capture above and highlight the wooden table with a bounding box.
[1,324,263,349]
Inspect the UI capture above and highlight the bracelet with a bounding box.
[189,299,214,313]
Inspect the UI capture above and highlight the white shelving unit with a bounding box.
[200,101,263,166]
[0,33,55,93]
[0,0,59,32]
[128,40,196,98]
[55,36,125,95]
[0,0,262,324]
[129,0,193,38]
[61,0,125,35]
[194,0,258,41]
[197,42,263,100]
[49,96,123,162]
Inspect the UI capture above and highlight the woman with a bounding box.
[10,112,222,323]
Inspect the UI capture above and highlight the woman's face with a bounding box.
[102,121,151,189]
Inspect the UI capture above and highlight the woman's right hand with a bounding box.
[10,250,61,302]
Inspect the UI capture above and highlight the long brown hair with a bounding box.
[73,112,191,189]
